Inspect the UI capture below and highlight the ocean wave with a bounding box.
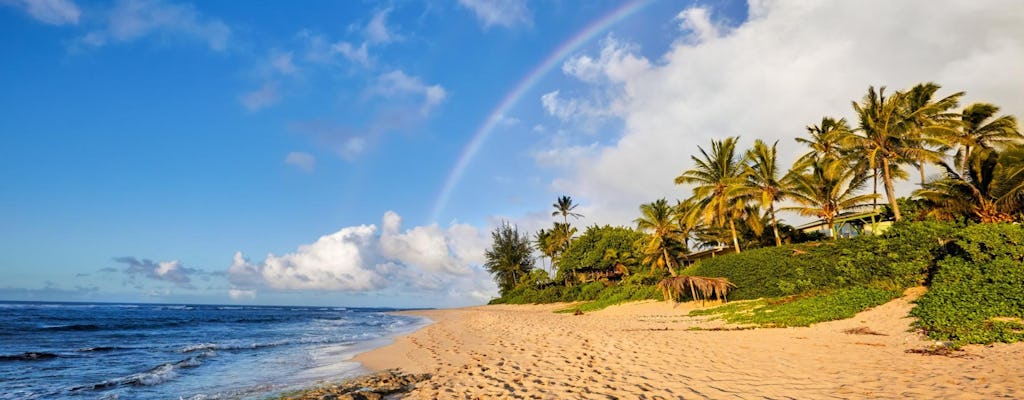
[76,346,125,353]
[41,323,102,331]
[69,352,213,392]
[0,352,61,361]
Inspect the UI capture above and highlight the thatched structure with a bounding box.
[657,276,736,305]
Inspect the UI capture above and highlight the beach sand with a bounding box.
[354,289,1024,399]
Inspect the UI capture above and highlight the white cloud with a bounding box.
[675,7,723,43]
[458,0,531,29]
[240,82,279,112]
[113,256,200,289]
[227,212,494,302]
[2,0,80,25]
[366,8,398,44]
[541,36,647,127]
[228,288,255,300]
[332,41,371,67]
[269,51,297,75]
[540,0,1024,226]
[76,0,230,51]
[283,151,315,172]
[373,70,448,115]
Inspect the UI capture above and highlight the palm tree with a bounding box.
[796,117,853,166]
[484,222,535,295]
[674,198,702,252]
[634,199,684,276]
[950,103,1021,176]
[551,195,583,224]
[850,86,916,221]
[533,228,555,274]
[746,139,788,246]
[675,137,751,253]
[915,144,1024,223]
[550,222,576,257]
[902,82,963,186]
[783,158,878,240]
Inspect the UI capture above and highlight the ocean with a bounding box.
[0,301,428,399]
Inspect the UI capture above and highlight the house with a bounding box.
[795,210,893,239]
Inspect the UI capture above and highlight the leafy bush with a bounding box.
[690,287,898,327]
[577,282,606,301]
[555,225,645,282]
[912,223,1024,346]
[682,221,960,300]
[555,283,662,313]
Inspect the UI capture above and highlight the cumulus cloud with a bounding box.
[540,36,646,129]
[540,0,1024,226]
[113,256,201,289]
[458,0,531,29]
[2,0,80,25]
[227,212,494,303]
[372,70,448,116]
[283,151,315,172]
[75,0,230,51]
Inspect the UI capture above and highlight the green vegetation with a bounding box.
[690,287,899,327]
[911,223,1024,346]
[480,81,1022,345]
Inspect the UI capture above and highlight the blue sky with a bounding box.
[2,0,1021,307]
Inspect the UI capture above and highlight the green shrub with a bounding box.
[691,287,899,327]
[682,221,960,300]
[577,282,606,301]
[912,223,1024,346]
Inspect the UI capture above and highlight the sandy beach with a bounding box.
[355,290,1024,399]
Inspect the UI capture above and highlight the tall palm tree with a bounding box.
[796,117,853,166]
[950,103,1021,176]
[634,199,683,276]
[674,198,703,253]
[915,144,1024,223]
[783,158,878,240]
[533,228,555,274]
[746,139,788,246]
[902,82,963,186]
[484,222,535,295]
[551,195,583,224]
[850,86,915,221]
[550,222,577,258]
[675,137,751,253]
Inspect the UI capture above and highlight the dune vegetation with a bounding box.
[483,82,1024,346]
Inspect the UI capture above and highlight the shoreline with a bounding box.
[338,294,1024,399]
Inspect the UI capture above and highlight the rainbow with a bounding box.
[430,0,653,223]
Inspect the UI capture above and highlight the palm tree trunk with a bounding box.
[729,219,741,253]
[881,157,902,221]
[769,203,781,246]
[662,248,677,276]
[919,164,926,188]
[828,217,837,240]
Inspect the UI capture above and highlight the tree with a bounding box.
[552,195,583,224]
[484,222,535,295]
[634,199,684,276]
[915,144,1024,223]
[783,158,878,239]
[795,117,853,166]
[850,86,916,221]
[901,82,963,186]
[950,103,1021,176]
[746,139,788,246]
[675,137,751,253]
[533,228,555,274]
[550,222,577,258]
[674,198,703,252]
